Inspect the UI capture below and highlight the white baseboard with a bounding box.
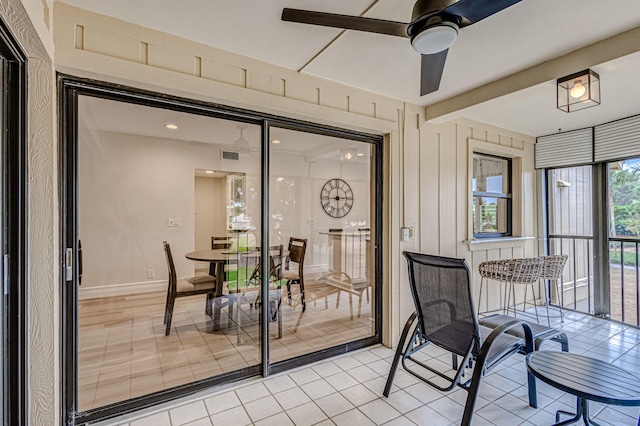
[78,280,166,300]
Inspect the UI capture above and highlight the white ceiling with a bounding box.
[60,0,640,137]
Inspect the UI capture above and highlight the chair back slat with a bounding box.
[288,237,307,266]
[269,245,284,280]
[542,254,568,280]
[403,251,480,357]
[163,241,177,294]
[211,236,232,250]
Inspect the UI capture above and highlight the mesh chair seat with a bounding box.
[480,314,569,352]
[478,325,526,370]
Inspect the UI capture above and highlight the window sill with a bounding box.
[463,236,535,252]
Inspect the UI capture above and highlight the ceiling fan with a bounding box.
[282,0,521,96]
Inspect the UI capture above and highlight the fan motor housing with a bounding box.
[411,0,458,22]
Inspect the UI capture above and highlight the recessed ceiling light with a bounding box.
[205,170,214,174]
[271,140,281,144]
[165,123,178,130]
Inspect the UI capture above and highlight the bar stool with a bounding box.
[478,257,544,321]
[540,254,569,324]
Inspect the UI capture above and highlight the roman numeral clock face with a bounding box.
[320,178,353,218]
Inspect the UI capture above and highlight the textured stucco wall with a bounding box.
[2,0,57,425]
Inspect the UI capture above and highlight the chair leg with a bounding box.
[555,279,565,323]
[530,285,540,323]
[165,296,176,336]
[213,298,222,330]
[348,293,354,321]
[461,353,490,425]
[299,281,306,312]
[205,293,213,317]
[477,277,484,316]
[227,296,234,329]
[527,369,538,409]
[277,300,282,339]
[164,287,172,324]
[383,312,417,397]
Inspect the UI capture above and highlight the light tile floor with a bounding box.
[78,279,373,411]
[96,310,640,426]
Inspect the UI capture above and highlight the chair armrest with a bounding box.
[481,319,534,356]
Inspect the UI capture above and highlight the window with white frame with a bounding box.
[472,153,512,238]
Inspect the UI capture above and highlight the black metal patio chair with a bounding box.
[383,252,538,426]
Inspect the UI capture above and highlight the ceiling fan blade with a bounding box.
[443,0,521,24]
[420,50,448,96]
[282,8,409,38]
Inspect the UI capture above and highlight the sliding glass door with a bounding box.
[75,95,264,411]
[63,79,382,423]
[0,48,6,426]
[0,21,27,426]
[267,127,376,364]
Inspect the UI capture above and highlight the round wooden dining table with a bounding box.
[185,249,240,297]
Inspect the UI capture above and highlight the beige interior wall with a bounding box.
[195,176,227,252]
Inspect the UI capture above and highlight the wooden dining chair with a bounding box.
[163,241,216,336]
[211,236,232,249]
[283,237,307,311]
[234,245,284,344]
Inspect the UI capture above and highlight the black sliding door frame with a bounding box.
[60,76,383,425]
[0,18,28,426]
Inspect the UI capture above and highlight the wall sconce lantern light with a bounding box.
[557,69,600,112]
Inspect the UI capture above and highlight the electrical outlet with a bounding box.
[168,218,181,227]
[147,269,155,279]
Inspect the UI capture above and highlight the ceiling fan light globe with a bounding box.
[411,22,458,55]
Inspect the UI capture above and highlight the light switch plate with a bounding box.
[168,218,181,227]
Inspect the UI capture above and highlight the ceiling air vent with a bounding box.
[221,150,239,161]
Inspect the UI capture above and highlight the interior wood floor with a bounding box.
[77,279,374,411]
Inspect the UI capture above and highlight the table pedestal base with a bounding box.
[554,397,602,426]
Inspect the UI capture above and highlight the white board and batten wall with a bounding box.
[416,118,539,313]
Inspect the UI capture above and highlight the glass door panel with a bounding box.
[268,127,376,363]
[547,166,594,313]
[608,159,640,325]
[0,54,5,425]
[76,95,261,410]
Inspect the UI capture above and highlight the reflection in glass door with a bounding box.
[608,159,640,325]
[76,95,262,411]
[268,127,376,363]
[67,82,381,422]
